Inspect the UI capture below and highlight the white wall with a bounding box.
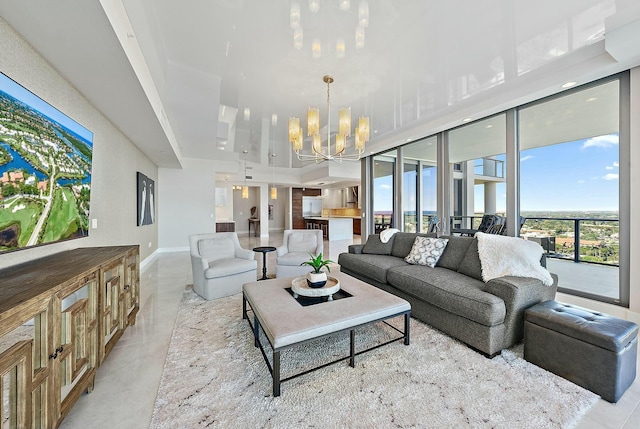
[158,158,216,249]
[233,186,259,235]
[0,18,158,269]
[269,187,286,232]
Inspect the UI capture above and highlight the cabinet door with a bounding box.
[54,274,98,423]
[101,261,125,362]
[0,304,51,429]
[123,251,139,325]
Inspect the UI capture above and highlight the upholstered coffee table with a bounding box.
[242,272,411,396]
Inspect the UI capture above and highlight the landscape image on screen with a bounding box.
[0,72,93,252]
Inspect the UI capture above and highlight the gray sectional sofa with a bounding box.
[338,232,558,356]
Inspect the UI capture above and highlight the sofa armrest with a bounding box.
[484,274,558,347]
[235,248,255,260]
[276,245,288,257]
[348,244,364,254]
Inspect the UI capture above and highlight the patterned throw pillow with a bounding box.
[404,237,449,268]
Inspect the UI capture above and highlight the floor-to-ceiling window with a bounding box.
[402,160,419,232]
[448,114,507,230]
[365,73,628,306]
[518,78,621,303]
[373,153,396,233]
[402,136,437,232]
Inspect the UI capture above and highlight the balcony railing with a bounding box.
[522,216,619,267]
[449,214,619,267]
[474,158,505,178]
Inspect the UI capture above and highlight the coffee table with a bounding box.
[242,272,411,396]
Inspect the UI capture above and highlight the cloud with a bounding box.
[602,173,619,181]
[581,134,619,150]
[577,180,585,184]
[520,155,534,162]
[379,184,392,190]
[605,161,619,170]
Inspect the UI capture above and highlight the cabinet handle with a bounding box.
[49,346,64,360]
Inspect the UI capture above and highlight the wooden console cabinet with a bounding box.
[0,245,139,428]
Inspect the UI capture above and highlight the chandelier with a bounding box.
[289,75,369,162]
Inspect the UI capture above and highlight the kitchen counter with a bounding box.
[303,217,353,241]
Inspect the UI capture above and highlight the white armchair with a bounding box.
[275,229,324,278]
[189,232,257,300]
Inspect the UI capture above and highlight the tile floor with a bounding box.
[58,232,640,428]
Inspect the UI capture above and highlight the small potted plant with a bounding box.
[301,253,334,288]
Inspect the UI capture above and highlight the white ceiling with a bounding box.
[1,0,639,188]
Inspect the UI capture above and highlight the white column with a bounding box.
[484,182,496,214]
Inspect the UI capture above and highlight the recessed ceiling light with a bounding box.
[485,124,493,129]
[462,117,472,122]
[586,97,597,102]
[561,81,577,88]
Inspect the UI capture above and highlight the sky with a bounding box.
[0,72,94,143]
[374,134,619,213]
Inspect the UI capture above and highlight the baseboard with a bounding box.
[157,246,189,253]
[140,249,159,273]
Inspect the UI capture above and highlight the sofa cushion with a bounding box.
[338,253,408,284]
[456,239,484,281]
[205,257,256,278]
[362,234,394,255]
[288,232,319,253]
[404,237,449,268]
[436,235,474,271]
[387,265,506,326]
[198,237,235,262]
[391,232,435,258]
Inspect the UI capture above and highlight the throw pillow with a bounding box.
[390,232,435,258]
[362,234,395,255]
[404,237,449,268]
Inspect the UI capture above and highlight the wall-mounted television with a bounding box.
[0,72,93,253]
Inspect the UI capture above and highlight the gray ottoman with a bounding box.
[524,300,638,403]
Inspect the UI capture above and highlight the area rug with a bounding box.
[149,288,598,428]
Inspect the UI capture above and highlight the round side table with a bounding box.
[253,246,276,280]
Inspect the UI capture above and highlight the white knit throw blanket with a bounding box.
[476,232,554,286]
[380,228,400,243]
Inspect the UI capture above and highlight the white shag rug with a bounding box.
[149,288,598,428]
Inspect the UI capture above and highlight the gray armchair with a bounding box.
[275,229,324,278]
[189,232,257,300]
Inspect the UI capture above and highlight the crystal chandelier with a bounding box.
[289,75,369,163]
